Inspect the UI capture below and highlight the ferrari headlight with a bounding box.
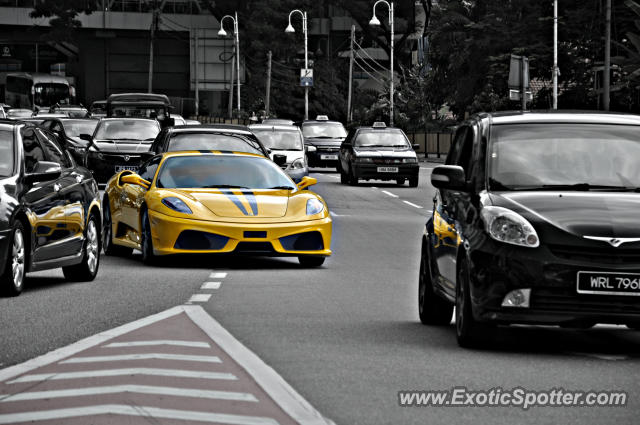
[290,158,305,169]
[481,206,539,248]
[306,198,324,216]
[162,197,193,214]
[357,157,373,163]
[402,157,417,163]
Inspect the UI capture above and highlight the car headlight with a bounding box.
[402,157,417,163]
[306,198,324,215]
[161,197,193,214]
[481,206,539,248]
[290,158,305,169]
[357,157,373,163]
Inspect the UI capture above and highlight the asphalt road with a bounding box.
[1,164,640,424]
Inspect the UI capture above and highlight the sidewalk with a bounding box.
[419,153,446,163]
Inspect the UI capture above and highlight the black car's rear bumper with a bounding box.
[353,163,419,180]
[468,240,640,325]
[87,154,147,183]
[307,148,340,167]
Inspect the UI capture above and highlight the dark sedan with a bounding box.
[150,124,270,157]
[41,117,99,165]
[301,117,347,168]
[338,123,419,186]
[84,118,160,183]
[0,120,101,296]
[419,111,640,348]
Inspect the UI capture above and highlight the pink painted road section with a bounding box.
[0,306,335,425]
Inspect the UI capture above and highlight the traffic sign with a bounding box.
[300,68,313,87]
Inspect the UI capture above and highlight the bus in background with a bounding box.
[5,73,71,111]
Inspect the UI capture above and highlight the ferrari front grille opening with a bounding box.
[279,231,324,251]
[235,242,276,254]
[174,230,229,250]
[244,231,267,238]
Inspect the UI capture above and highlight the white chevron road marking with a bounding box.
[104,340,210,348]
[0,405,279,425]
[0,384,257,403]
[7,368,237,384]
[60,353,221,364]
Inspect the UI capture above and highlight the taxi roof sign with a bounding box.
[372,121,387,128]
[315,115,329,121]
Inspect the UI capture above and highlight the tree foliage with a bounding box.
[30,0,96,41]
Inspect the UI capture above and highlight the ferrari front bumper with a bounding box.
[148,209,332,257]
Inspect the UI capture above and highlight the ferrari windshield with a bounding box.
[355,129,410,148]
[489,123,640,190]
[302,122,347,139]
[252,129,303,150]
[157,155,295,190]
[167,133,263,155]
[0,129,14,176]
[94,119,160,141]
[63,120,99,137]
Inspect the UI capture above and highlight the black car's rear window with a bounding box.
[0,129,14,176]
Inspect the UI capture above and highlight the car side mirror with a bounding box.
[273,154,287,166]
[25,161,62,184]
[120,173,151,189]
[430,165,467,191]
[412,144,420,151]
[79,133,92,142]
[297,176,317,190]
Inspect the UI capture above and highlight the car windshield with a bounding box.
[168,133,263,155]
[63,120,99,137]
[354,129,410,147]
[302,122,347,139]
[111,105,166,119]
[489,123,640,190]
[157,155,295,190]
[0,129,14,176]
[94,120,160,141]
[252,129,303,150]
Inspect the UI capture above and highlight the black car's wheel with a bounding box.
[0,221,26,296]
[348,166,358,186]
[456,256,492,348]
[63,214,100,281]
[419,242,453,325]
[396,178,406,186]
[409,176,419,187]
[102,199,132,256]
[298,256,325,267]
[141,209,157,265]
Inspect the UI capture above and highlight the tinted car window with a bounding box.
[139,156,162,182]
[252,129,303,150]
[94,120,160,141]
[354,129,410,147]
[302,122,347,138]
[22,128,45,173]
[37,130,71,168]
[167,133,263,155]
[63,120,99,138]
[0,129,14,176]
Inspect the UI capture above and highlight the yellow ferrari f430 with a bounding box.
[102,151,332,266]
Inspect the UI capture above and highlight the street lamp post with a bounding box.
[369,0,394,127]
[285,9,309,121]
[219,12,241,116]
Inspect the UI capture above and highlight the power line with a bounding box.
[353,38,388,71]
[353,60,385,85]
[354,57,387,81]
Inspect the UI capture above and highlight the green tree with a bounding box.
[30,0,96,41]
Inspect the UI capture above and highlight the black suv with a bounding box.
[338,123,419,186]
[301,116,347,168]
[0,120,101,295]
[419,112,640,347]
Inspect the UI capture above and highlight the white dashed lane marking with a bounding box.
[210,272,227,279]
[403,200,424,209]
[188,294,212,303]
[201,281,222,290]
[381,190,399,198]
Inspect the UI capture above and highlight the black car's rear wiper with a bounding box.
[267,186,295,190]
[204,185,250,189]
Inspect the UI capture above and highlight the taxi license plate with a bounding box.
[577,271,640,296]
[377,166,398,173]
[321,154,338,160]
[115,165,138,173]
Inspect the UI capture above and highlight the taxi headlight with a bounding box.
[357,157,373,163]
[161,197,193,214]
[306,198,324,216]
[481,206,539,248]
[402,157,417,163]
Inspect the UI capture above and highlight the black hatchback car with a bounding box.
[0,120,101,296]
[301,116,348,168]
[420,112,640,347]
[338,123,419,186]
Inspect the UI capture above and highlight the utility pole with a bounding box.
[148,6,159,93]
[228,45,236,120]
[265,51,272,118]
[520,57,527,111]
[347,25,355,124]
[553,0,558,110]
[194,29,199,116]
[603,0,611,111]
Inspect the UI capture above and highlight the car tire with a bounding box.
[298,256,325,267]
[102,199,133,256]
[63,214,100,282]
[409,176,419,187]
[141,209,157,265]
[456,256,492,348]
[0,221,26,296]
[348,166,358,186]
[396,178,406,186]
[419,242,453,325]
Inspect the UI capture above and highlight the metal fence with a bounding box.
[191,116,251,126]
[405,131,452,158]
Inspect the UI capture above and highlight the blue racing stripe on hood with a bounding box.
[244,191,259,216]
[219,189,249,216]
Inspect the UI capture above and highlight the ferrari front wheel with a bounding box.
[141,209,157,265]
[298,256,325,267]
